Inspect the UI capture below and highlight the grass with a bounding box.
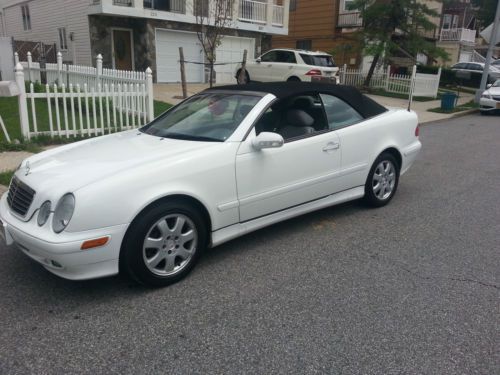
[427,100,479,114]
[366,88,439,102]
[0,170,14,186]
[0,97,172,152]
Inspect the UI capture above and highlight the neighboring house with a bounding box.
[272,0,443,69]
[0,0,290,83]
[435,0,478,66]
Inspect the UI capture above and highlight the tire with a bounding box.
[287,76,301,82]
[480,110,488,116]
[236,70,250,84]
[120,200,207,287]
[363,153,400,207]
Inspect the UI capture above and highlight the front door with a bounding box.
[113,29,133,71]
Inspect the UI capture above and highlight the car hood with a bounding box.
[18,130,220,194]
[485,86,500,96]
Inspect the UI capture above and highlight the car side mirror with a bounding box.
[486,84,492,89]
[252,132,284,150]
[256,58,261,64]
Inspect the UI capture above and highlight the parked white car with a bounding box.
[479,79,500,114]
[450,62,500,82]
[0,82,421,287]
[236,49,339,84]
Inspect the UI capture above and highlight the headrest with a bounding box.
[286,109,314,127]
[291,96,314,110]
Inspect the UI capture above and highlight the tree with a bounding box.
[471,0,498,29]
[194,0,235,87]
[352,0,449,87]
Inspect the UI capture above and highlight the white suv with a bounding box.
[236,49,339,84]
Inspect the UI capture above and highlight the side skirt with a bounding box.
[210,186,365,247]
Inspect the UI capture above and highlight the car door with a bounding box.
[271,50,297,81]
[319,94,370,192]
[250,50,277,82]
[235,94,341,222]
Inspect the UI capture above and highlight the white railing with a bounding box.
[239,0,267,24]
[440,28,476,43]
[143,0,185,13]
[16,52,146,90]
[338,12,362,27]
[339,64,441,98]
[272,4,284,26]
[471,50,486,63]
[113,0,133,6]
[13,57,154,140]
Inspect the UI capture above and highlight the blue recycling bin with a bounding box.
[441,92,458,110]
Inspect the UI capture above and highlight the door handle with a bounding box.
[323,142,340,152]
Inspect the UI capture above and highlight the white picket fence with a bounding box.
[15,52,146,89]
[14,63,154,140]
[339,64,441,98]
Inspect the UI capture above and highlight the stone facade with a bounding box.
[89,15,270,82]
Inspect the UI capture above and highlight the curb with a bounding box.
[421,108,479,125]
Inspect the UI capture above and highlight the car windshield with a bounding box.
[300,54,336,67]
[492,79,500,87]
[141,93,261,142]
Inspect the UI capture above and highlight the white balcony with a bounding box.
[338,11,362,27]
[239,0,267,24]
[440,28,476,44]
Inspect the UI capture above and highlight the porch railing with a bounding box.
[440,28,476,44]
[272,4,284,26]
[338,11,362,27]
[239,0,267,24]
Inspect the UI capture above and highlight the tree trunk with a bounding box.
[364,52,380,88]
[209,61,214,88]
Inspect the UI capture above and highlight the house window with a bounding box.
[194,0,209,17]
[343,0,356,11]
[290,0,297,11]
[443,14,452,29]
[21,4,31,31]
[296,40,312,50]
[58,27,68,51]
[452,15,458,29]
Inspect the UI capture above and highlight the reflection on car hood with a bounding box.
[485,86,500,96]
[18,130,218,193]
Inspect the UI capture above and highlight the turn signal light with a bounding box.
[305,69,322,76]
[81,237,109,250]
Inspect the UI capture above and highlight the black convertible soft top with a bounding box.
[207,82,388,119]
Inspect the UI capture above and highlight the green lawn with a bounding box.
[427,100,479,114]
[0,96,172,146]
[0,170,14,186]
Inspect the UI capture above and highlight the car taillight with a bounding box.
[415,125,420,137]
[305,69,322,76]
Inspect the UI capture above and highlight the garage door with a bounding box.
[156,30,204,83]
[215,36,255,84]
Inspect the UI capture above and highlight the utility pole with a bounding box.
[476,0,500,102]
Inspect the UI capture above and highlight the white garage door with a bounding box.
[215,36,255,84]
[156,29,204,83]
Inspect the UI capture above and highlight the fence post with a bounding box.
[408,65,417,111]
[238,49,248,84]
[342,64,347,85]
[179,47,187,99]
[435,67,442,98]
[146,67,154,122]
[57,52,63,85]
[14,52,19,65]
[385,65,391,91]
[96,54,103,87]
[15,64,30,140]
[27,52,33,82]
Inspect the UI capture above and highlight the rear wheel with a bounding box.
[121,200,207,287]
[236,70,250,84]
[363,153,400,207]
[287,76,301,82]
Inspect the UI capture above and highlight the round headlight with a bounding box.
[37,201,52,226]
[52,194,75,233]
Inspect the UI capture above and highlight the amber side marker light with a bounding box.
[81,236,109,250]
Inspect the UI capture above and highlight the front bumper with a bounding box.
[0,194,128,280]
[479,97,500,112]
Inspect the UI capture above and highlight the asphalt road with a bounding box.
[0,114,499,375]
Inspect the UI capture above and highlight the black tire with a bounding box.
[120,200,207,287]
[363,153,400,207]
[480,110,488,116]
[236,70,250,84]
[287,76,301,82]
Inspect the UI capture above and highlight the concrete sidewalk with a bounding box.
[0,84,476,192]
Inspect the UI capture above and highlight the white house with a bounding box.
[0,0,290,83]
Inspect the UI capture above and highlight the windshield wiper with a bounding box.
[162,132,222,142]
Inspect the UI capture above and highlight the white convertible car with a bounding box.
[0,82,421,286]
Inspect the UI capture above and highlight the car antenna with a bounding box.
[407,65,417,112]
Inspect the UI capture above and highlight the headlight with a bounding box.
[37,201,51,226]
[52,193,75,233]
[482,93,492,99]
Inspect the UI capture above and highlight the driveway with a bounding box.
[0,114,498,374]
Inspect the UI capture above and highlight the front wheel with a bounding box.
[363,153,400,207]
[236,69,250,84]
[120,200,207,287]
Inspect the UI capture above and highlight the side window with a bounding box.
[276,51,297,63]
[466,63,481,71]
[320,94,363,130]
[454,63,467,69]
[260,51,277,62]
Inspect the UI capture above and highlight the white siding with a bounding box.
[1,0,91,65]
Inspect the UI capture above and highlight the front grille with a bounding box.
[7,177,36,217]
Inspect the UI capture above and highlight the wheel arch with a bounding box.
[379,147,402,171]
